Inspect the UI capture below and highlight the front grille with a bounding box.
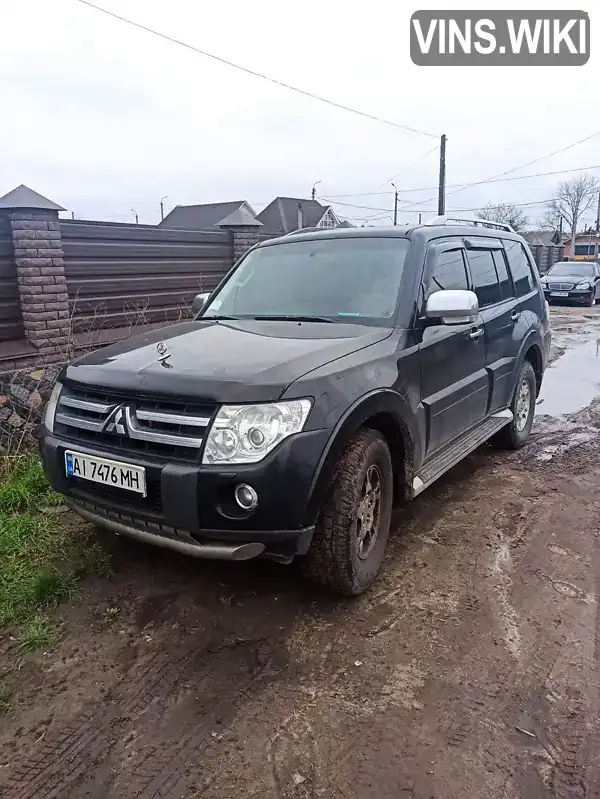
[55,385,216,462]
[547,282,575,291]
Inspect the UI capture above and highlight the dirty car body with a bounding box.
[39,222,551,594]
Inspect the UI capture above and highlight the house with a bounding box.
[159,196,351,234]
[159,200,262,229]
[523,229,566,247]
[562,231,600,260]
[256,198,341,235]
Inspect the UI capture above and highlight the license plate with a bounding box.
[550,291,569,297]
[65,450,146,496]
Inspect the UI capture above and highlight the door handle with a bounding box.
[511,310,521,321]
[468,327,484,340]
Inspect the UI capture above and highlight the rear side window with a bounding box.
[492,250,514,300]
[466,249,501,307]
[428,248,469,295]
[504,240,534,296]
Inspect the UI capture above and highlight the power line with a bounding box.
[322,163,600,200]
[74,0,438,139]
[319,164,600,205]
[379,143,440,188]
[401,130,600,212]
[324,196,572,215]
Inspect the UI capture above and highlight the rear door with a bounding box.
[419,240,488,456]
[464,237,519,413]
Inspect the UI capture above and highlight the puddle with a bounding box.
[536,337,600,417]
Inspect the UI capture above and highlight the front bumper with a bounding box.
[544,288,594,304]
[39,427,330,560]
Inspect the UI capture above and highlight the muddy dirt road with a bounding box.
[2,306,600,799]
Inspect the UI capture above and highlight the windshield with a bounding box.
[548,262,595,276]
[201,237,409,324]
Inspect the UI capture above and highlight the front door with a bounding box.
[419,243,489,457]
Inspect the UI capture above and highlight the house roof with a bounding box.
[0,184,65,211]
[257,197,329,234]
[160,200,261,229]
[523,229,565,246]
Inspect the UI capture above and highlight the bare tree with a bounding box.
[476,203,529,233]
[545,174,600,256]
[537,206,563,231]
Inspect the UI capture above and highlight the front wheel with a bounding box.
[490,360,536,450]
[586,292,595,307]
[300,429,393,596]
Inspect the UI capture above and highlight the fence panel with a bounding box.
[61,221,233,331]
[0,216,22,342]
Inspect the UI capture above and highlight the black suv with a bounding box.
[39,219,551,595]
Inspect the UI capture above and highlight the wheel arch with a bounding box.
[303,390,418,526]
[520,338,544,396]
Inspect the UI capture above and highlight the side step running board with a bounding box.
[412,410,513,498]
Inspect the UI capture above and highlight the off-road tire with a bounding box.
[490,360,536,450]
[300,429,393,596]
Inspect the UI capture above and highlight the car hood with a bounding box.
[64,319,392,403]
[544,273,592,283]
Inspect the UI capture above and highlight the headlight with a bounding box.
[576,281,591,289]
[43,381,63,433]
[202,399,312,464]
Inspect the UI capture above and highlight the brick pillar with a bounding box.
[220,225,262,262]
[0,186,69,355]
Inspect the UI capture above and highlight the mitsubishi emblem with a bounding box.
[157,341,172,367]
[104,406,127,435]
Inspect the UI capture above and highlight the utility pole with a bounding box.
[71,211,75,220]
[437,133,447,216]
[160,196,168,221]
[311,180,321,201]
[131,209,139,225]
[391,182,398,226]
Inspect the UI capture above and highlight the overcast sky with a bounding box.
[1,0,599,228]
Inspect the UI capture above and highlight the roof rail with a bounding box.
[424,215,515,233]
[282,226,323,237]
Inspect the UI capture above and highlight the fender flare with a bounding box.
[514,331,544,395]
[302,389,418,527]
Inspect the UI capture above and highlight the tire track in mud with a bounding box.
[2,635,287,799]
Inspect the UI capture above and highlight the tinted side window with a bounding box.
[492,249,514,300]
[504,240,533,296]
[428,248,469,295]
[466,249,501,307]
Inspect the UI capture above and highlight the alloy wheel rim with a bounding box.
[356,464,382,560]
[515,379,531,432]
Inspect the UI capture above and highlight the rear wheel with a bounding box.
[490,360,536,450]
[300,429,393,596]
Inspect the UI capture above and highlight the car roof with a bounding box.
[258,224,526,248]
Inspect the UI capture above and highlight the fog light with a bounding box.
[234,483,258,511]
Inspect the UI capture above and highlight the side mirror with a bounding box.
[425,289,479,325]
[192,292,210,316]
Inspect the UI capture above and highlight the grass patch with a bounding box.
[0,456,62,513]
[19,615,61,652]
[0,685,12,715]
[0,454,110,640]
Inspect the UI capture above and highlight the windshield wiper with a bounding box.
[200,314,242,321]
[251,314,335,323]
